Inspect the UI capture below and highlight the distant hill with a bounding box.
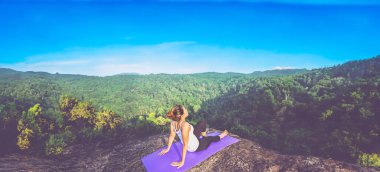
[330,56,380,78]
[0,68,308,79]
[0,67,308,117]
[251,68,309,77]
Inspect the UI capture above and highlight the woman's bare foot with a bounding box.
[219,130,229,139]
[201,128,208,137]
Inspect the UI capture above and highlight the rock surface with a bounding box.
[0,129,379,172]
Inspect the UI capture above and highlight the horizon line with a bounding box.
[0,67,310,77]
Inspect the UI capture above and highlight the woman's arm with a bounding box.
[159,121,176,155]
[167,121,176,150]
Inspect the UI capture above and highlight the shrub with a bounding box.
[45,129,75,155]
[17,128,33,150]
[45,134,67,155]
[358,153,380,167]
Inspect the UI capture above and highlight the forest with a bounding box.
[0,56,379,167]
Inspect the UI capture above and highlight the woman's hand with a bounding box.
[158,148,169,155]
[170,161,184,169]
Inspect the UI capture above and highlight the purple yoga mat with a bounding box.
[141,132,239,172]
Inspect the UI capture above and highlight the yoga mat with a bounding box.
[141,132,239,172]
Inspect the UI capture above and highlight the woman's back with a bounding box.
[173,121,199,152]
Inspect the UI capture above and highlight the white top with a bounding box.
[173,121,199,152]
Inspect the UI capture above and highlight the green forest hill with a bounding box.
[1,56,380,167]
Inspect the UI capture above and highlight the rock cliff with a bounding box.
[0,129,378,172]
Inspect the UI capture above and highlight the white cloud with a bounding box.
[0,42,333,76]
[272,66,296,70]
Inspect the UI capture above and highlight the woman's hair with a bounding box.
[166,105,185,121]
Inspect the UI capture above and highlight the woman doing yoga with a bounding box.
[158,105,228,169]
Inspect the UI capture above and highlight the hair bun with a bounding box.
[167,105,185,121]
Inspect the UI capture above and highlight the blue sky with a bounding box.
[0,0,379,76]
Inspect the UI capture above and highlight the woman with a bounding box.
[158,105,228,169]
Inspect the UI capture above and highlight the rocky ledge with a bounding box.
[0,129,378,172]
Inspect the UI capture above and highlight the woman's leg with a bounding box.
[196,136,220,152]
[193,119,207,138]
[195,130,229,152]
